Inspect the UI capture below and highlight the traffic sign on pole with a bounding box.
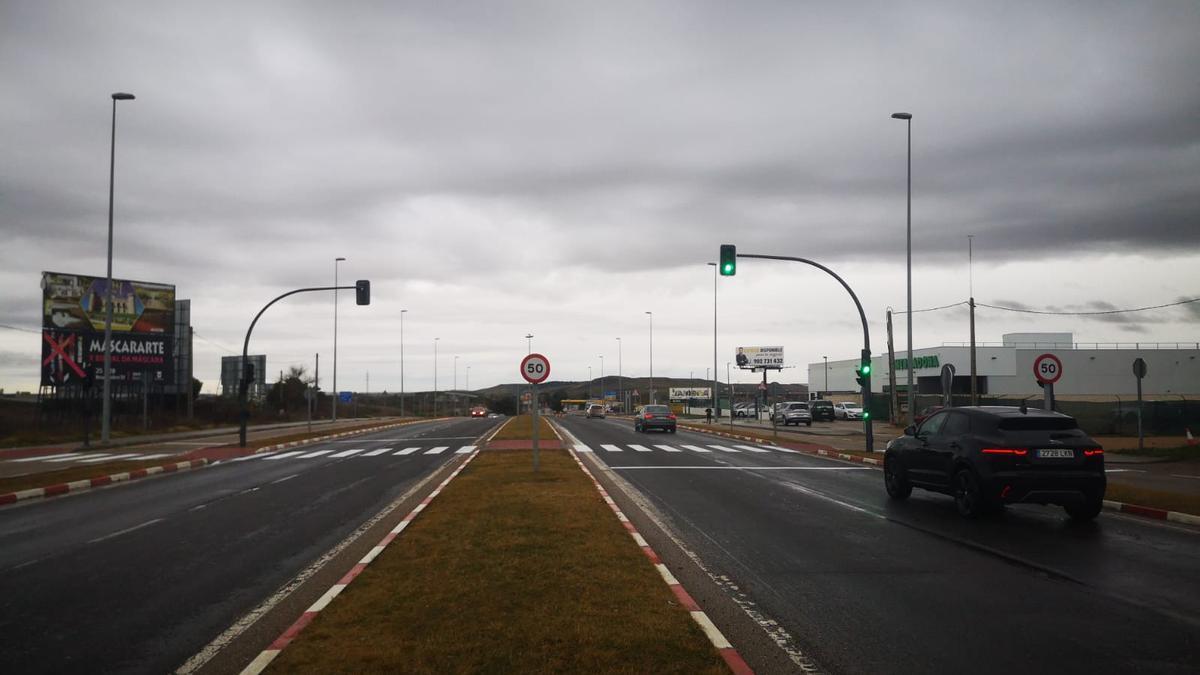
[520,353,551,384]
[1032,353,1063,385]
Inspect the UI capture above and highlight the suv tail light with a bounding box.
[644,413,654,419]
[981,448,1029,456]
[1083,448,1104,457]
[667,413,677,420]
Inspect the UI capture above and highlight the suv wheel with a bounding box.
[954,468,986,518]
[1065,492,1103,521]
[884,458,912,500]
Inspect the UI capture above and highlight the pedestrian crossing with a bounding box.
[573,442,800,455]
[242,445,480,461]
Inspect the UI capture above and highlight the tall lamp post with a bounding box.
[616,337,623,412]
[892,111,915,423]
[645,311,654,403]
[332,257,346,422]
[400,309,407,417]
[453,355,459,415]
[433,337,439,417]
[523,333,533,414]
[706,262,718,416]
[588,366,593,400]
[823,356,829,396]
[599,355,605,405]
[525,333,534,354]
[466,365,471,393]
[100,91,135,443]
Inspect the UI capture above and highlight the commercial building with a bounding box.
[809,333,1200,397]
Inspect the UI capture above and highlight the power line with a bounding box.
[977,297,1200,316]
[893,301,969,315]
[0,323,41,334]
[192,330,238,354]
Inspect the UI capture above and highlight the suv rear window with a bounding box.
[811,401,832,408]
[787,403,808,410]
[997,417,1079,431]
[643,405,670,414]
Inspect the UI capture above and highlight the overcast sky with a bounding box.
[2,1,1198,395]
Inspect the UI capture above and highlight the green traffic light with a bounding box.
[863,411,871,420]
[719,244,736,276]
[861,363,871,375]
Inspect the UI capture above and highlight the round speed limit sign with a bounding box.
[1033,353,1063,385]
[520,353,551,384]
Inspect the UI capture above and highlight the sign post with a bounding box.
[1132,358,1148,451]
[940,363,957,408]
[520,353,551,472]
[1033,353,1063,412]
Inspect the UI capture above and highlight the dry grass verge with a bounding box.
[490,414,556,441]
[271,448,728,674]
[1105,482,1200,517]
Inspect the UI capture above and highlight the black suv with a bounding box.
[634,404,677,433]
[883,406,1105,520]
[809,399,835,421]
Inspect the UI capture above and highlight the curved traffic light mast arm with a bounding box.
[238,283,367,447]
[735,253,874,452]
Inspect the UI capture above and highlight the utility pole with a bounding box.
[968,235,978,405]
[400,309,407,417]
[887,310,899,425]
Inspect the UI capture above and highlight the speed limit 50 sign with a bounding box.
[1033,353,1063,385]
[521,353,551,384]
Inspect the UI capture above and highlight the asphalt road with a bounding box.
[558,415,1200,674]
[0,416,501,674]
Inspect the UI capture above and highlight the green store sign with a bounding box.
[894,355,940,371]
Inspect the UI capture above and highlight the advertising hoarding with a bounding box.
[669,387,712,400]
[735,345,784,369]
[40,271,176,387]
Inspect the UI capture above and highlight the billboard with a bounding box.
[41,271,176,386]
[669,387,712,400]
[735,345,784,369]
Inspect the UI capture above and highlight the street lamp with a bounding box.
[588,365,593,400]
[400,309,407,417]
[707,262,718,417]
[645,311,654,403]
[466,365,471,393]
[453,355,459,415]
[100,91,135,443]
[599,355,605,405]
[892,111,914,423]
[332,257,346,422]
[525,333,534,354]
[433,337,439,417]
[823,355,829,396]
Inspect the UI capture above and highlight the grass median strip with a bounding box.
[489,413,556,441]
[270,447,728,673]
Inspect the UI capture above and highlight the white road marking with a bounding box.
[297,449,333,458]
[455,445,477,454]
[263,451,305,460]
[128,452,174,460]
[362,448,392,456]
[395,447,421,455]
[573,444,594,453]
[629,444,654,453]
[87,518,165,544]
[601,444,623,452]
[270,474,300,484]
[1170,474,1200,480]
[425,446,449,454]
[681,444,712,453]
[78,453,141,463]
[611,466,873,471]
[732,445,771,453]
[47,453,112,463]
[330,448,366,458]
[708,445,740,453]
[10,452,85,462]
[1105,469,1146,473]
[653,444,683,452]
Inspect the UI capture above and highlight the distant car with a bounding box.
[883,406,1105,520]
[914,405,945,425]
[470,406,488,418]
[809,399,835,421]
[487,413,503,418]
[834,402,863,420]
[772,402,812,427]
[634,404,676,433]
[586,404,606,419]
[734,403,759,418]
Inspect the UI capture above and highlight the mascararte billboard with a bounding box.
[735,345,784,369]
[669,387,712,400]
[41,271,176,386]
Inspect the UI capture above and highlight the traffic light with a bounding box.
[857,350,872,420]
[243,361,255,382]
[355,279,371,305]
[719,244,736,276]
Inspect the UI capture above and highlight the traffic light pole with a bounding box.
[238,283,368,447]
[735,253,874,452]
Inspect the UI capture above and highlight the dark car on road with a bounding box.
[809,399,835,421]
[914,405,945,424]
[634,404,676,433]
[883,406,1105,520]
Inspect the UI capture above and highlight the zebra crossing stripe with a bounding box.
[297,449,333,458]
[653,445,683,453]
[680,445,712,453]
[629,444,654,453]
[732,445,770,453]
[264,451,306,460]
[600,444,623,452]
[395,447,421,455]
[425,446,449,455]
[330,448,366,458]
[79,453,141,463]
[455,445,477,454]
[47,453,111,463]
[11,452,84,463]
[363,447,392,456]
[573,444,594,453]
[708,445,740,453]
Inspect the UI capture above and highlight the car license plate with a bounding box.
[1037,448,1075,459]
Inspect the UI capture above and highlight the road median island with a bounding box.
[263,415,730,673]
[0,418,426,505]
